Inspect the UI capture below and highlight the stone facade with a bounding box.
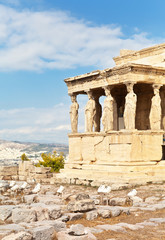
[60,43,165,185]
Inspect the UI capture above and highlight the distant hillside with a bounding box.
[0,140,68,164]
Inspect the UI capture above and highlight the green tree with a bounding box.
[37,151,65,172]
[21,153,30,161]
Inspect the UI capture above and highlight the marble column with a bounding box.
[85,90,96,132]
[149,84,162,130]
[93,94,102,132]
[102,86,114,132]
[123,82,137,130]
[69,94,79,133]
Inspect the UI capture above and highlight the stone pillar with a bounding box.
[113,99,118,131]
[102,86,114,132]
[94,94,102,132]
[123,82,137,130]
[85,90,96,132]
[69,94,79,133]
[149,84,162,130]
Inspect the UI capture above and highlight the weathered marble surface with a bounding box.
[149,84,162,130]
[70,94,79,133]
[85,91,96,132]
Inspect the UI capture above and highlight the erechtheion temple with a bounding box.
[59,43,165,186]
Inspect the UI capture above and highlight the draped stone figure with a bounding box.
[85,91,96,132]
[123,82,137,130]
[149,85,162,130]
[102,87,114,132]
[94,95,102,132]
[70,94,79,133]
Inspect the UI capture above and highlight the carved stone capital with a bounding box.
[125,81,136,92]
[152,84,162,90]
[69,93,77,103]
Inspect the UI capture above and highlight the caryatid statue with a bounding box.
[149,84,162,130]
[94,95,102,132]
[85,90,96,132]
[123,82,137,130]
[69,94,79,133]
[102,86,114,132]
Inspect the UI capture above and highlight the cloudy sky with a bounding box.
[0,0,165,144]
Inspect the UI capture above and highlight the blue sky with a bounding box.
[0,0,164,144]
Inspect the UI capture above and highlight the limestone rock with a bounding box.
[30,225,54,240]
[50,220,66,232]
[86,210,98,220]
[24,195,37,204]
[2,231,32,240]
[57,231,97,240]
[58,215,69,222]
[75,193,90,201]
[47,205,62,220]
[0,223,25,232]
[131,196,143,206]
[98,209,111,218]
[109,197,126,206]
[36,195,62,205]
[68,224,86,236]
[34,207,49,221]
[110,208,121,217]
[96,224,126,232]
[66,212,84,221]
[12,208,37,223]
[67,199,95,212]
[0,205,15,221]
[145,196,160,204]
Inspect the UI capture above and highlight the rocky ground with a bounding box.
[0,181,165,240]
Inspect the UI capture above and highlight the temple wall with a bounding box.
[68,131,163,165]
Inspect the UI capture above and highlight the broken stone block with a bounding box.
[86,210,98,220]
[98,209,111,218]
[67,199,95,212]
[0,205,15,221]
[109,197,126,206]
[57,231,97,240]
[47,205,62,220]
[24,195,37,204]
[145,196,160,204]
[12,208,37,223]
[2,231,32,240]
[131,196,143,206]
[30,225,54,240]
[75,193,90,201]
[66,212,84,221]
[68,224,86,236]
[34,207,49,221]
[47,220,66,232]
[110,208,121,217]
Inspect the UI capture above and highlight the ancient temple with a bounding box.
[59,43,165,186]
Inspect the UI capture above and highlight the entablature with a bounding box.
[65,63,165,95]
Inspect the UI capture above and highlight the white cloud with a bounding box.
[0,98,89,143]
[0,104,72,143]
[0,0,19,6]
[0,4,162,71]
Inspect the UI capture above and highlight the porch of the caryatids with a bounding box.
[123,82,137,130]
[69,94,79,133]
[93,94,102,132]
[149,84,162,130]
[85,90,96,132]
[102,86,115,132]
